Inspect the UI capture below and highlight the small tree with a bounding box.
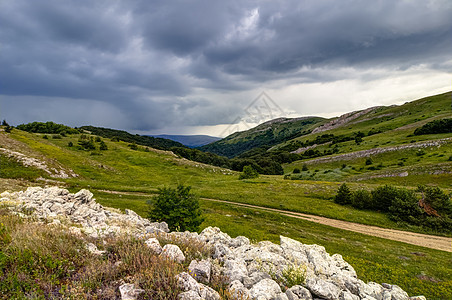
[302,164,309,171]
[99,140,108,150]
[334,183,352,205]
[351,190,373,209]
[148,185,203,232]
[293,168,301,174]
[239,165,259,180]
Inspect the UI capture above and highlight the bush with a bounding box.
[128,143,138,150]
[78,139,96,150]
[365,157,373,165]
[99,140,108,151]
[239,165,259,180]
[148,185,203,232]
[302,164,309,171]
[351,190,373,209]
[388,189,422,224]
[334,183,352,205]
[414,118,452,135]
[371,185,400,212]
[293,168,301,174]
[418,186,452,218]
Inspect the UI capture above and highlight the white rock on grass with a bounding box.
[286,285,313,300]
[176,272,220,300]
[161,244,185,263]
[249,278,282,300]
[188,259,212,284]
[305,278,341,300]
[85,243,106,256]
[145,237,162,254]
[228,280,251,300]
[119,283,144,300]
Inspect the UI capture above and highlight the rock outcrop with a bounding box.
[0,187,424,300]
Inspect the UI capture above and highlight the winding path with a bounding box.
[203,198,452,252]
[97,189,452,252]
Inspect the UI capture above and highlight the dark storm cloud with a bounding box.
[1,0,451,131]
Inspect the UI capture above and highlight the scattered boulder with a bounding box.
[189,259,212,284]
[85,243,106,256]
[176,272,220,300]
[161,244,185,263]
[228,280,251,300]
[145,237,162,254]
[249,278,282,300]
[119,283,144,300]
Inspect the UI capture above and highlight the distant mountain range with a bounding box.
[149,134,221,148]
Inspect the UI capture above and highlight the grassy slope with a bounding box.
[280,92,452,186]
[199,117,326,157]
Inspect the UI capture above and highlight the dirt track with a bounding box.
[204,198,452,252]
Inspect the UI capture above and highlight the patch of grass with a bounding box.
[0,154,47,181]
[0,209,215,299]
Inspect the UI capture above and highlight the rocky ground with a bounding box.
[0,187,426,300]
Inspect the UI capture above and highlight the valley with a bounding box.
[1,92,451,299]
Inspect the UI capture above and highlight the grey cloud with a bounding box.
[0,0,451,132]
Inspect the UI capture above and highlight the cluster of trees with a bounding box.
[73,135,108,151]
[414,118,452,135]
[79,126,184,150]
[279,131,376,153]
[16,122,79,135]
[171,146,284,175]
[335,184,452,232]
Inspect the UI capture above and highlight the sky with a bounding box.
[1,0,451,137]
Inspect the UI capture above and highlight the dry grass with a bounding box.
[0,209,215,299]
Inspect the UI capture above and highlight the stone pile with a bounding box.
[0,186,168,238]
[0,187,425,300]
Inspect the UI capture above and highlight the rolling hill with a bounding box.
[199,116,325,158]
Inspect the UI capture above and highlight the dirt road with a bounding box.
[204,198,452,252]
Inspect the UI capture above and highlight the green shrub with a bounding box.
[148,185,204,232]
[239,165,259,180]
[334,183,352,205]
[293,168,301,174]
[78,139,96,150]
[418,186,452,218]
[414,118,452,135]
[365,157,373,165]
[302,164,309,171]
[416,149,426,156]
[351,190,373,209]
[68,141,73,147]
[99,141,108,151]
[371,185,400,212]
[388,189,422,224]
[281,264,306,288]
